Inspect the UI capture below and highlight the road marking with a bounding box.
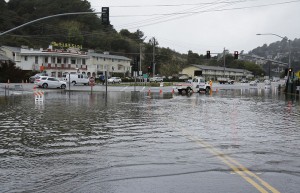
[140,86,146,92]
[183,130,280,193]
[120,86,128,91]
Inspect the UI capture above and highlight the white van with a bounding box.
[63,73,89,85]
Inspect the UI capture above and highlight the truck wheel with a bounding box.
[178,89,182,94]
[72,81,76,85]
[205,87,210,93]
[186,87,191,94]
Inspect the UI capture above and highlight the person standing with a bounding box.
[100,75,105,85]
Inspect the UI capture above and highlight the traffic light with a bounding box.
[101,7,110,25]
[234,51,239,59]
[132,57,138,71]
[147,66,151,73]
[206,51,211,59]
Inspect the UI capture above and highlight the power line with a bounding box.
[114,0,300,30]
[92,0,260,8]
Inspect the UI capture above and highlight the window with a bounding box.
[63,58,67,64]
[35,56,38,64]
[24,56,28,61]
[52,57,56,63]
[57,57,62,64]
[71,59,76,64]
[112,59,115,62]
[45,57,48,63]
[82,59,86,65]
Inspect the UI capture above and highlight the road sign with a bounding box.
[89,77,95,86]
[295,71,300,78]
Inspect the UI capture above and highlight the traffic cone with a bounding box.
[171,88,175,94]
[159,88,163,94]
[148,88,151,96]
[7,79,10,84]
[33,85,36,90]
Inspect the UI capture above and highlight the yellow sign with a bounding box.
[51,41,82,49]
[295,71,300,78]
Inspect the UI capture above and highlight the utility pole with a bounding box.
[150,37,156,77]
[223,47,226,77]
[139,43,142,72]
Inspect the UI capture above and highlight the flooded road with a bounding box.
[0,89,299,193]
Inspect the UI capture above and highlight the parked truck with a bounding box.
[217,77,235,84]
[63,73,90,85]
[174,76,211,94]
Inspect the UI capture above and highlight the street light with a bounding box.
[257,33,292,93]
[256,33,291,69]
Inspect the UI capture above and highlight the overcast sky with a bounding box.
[88,0,300,55]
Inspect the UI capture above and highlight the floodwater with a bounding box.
[0,88,299,193]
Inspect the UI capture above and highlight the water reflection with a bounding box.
[0,89,299,193]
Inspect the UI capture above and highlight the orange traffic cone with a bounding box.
[33,85,36,90]
[171,88,175,94]
[159,89,163,94]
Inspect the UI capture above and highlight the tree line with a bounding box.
[0,0,265,80]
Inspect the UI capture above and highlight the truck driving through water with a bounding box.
[174,76,211,94]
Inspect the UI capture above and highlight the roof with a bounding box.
[1,46,21,53]
[1,45,131,60]
[0,54,12,61]
[190,64,252,74]
[88,52,131,61]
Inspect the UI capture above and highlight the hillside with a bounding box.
[249,38,300,75]
[2,0,299,78]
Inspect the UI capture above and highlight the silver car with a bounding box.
[35,76,67,89]
[149,77,163,82]
[107,77,122,84]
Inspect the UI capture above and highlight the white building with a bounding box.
[0,45,132,78]
[181,64,253,81]
[87,50,132,77]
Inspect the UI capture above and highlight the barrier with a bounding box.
[159,88,163,94]
[34,90,44,102]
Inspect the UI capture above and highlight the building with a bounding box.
[0,45,132,78]
[181,64,253,81]
[87,50,132,77]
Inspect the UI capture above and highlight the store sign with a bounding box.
[51,41,82,49]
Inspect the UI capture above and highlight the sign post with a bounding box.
[89,77,95,92]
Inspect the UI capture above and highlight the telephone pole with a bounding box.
[149,37,156,77]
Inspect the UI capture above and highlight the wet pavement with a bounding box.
[0,85,299,193]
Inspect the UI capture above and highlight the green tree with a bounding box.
[0,61,24,83]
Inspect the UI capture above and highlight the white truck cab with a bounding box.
[175,76,211,94]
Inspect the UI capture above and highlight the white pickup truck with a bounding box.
[174,76,211,94]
